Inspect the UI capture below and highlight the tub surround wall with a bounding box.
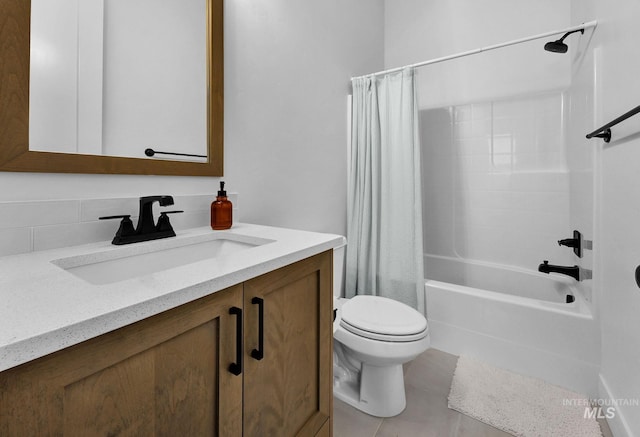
[563,0,599,396]
[421,93,573,271]
[0,194,238,257]
[385,0,574,273]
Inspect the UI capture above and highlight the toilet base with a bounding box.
[333,362,406,417]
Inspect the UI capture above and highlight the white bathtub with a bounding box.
[424,254,600,397]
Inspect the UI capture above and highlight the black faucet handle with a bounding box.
[156,210,183,233]
[99,215,136,244]
[99,214,131,221]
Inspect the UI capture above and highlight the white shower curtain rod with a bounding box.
[352,20,598,80]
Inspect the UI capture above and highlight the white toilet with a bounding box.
[332,244,430,417]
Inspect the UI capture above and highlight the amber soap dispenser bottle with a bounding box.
[211,181,232,230]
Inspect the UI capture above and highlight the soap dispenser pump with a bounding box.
[211,181,233,230]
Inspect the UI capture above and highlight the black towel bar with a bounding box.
[586,104,640,143]
[144,148,207,158]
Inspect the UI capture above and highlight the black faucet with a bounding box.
[136,196,175,234]
[538,260,580,281]
[99,196,183,245]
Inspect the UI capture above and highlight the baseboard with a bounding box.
[598,374,634,437]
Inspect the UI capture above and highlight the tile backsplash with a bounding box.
[0,193,238,257]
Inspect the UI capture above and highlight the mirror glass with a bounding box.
[28,0,208,162]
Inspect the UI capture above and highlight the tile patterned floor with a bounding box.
[333,348,614,437]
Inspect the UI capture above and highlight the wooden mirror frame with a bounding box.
[0,0,223,176]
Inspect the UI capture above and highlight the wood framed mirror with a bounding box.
[0,0,223,176]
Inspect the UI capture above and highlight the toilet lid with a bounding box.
[340,295,428,341]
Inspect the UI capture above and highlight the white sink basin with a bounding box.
[52,234,273,285]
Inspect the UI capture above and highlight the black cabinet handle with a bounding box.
[250,297,264,361]
[228,306,243,375]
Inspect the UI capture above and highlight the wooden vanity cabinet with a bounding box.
[243,251,333,436]
[0,250,332,437]
[0,284,244,436]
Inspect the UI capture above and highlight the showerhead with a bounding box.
[544,28,584,53]
[544,39,569,53]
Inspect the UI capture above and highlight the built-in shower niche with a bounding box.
[420,91,573,272]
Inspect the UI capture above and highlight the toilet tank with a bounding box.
[333,242,347,299]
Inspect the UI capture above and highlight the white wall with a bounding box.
[572,0,640,434]
[224,0,384,234]
[1,0,384,239]
[385,0,571,109]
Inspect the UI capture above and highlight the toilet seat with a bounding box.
[340,295,428,342]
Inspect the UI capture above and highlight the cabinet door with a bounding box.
[243,251,333,436]
[0,285,243,436]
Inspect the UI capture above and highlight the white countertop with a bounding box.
[0,223,345,372]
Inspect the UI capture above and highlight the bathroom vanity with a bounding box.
[0,224,342,436]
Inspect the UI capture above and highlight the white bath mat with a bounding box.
[447,355,602,437]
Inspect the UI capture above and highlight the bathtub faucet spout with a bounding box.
[538,260,580,281]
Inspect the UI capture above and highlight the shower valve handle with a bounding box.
[557,230,582,258]
[557,238,578,248]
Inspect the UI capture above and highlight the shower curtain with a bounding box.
[346,68,425,313]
